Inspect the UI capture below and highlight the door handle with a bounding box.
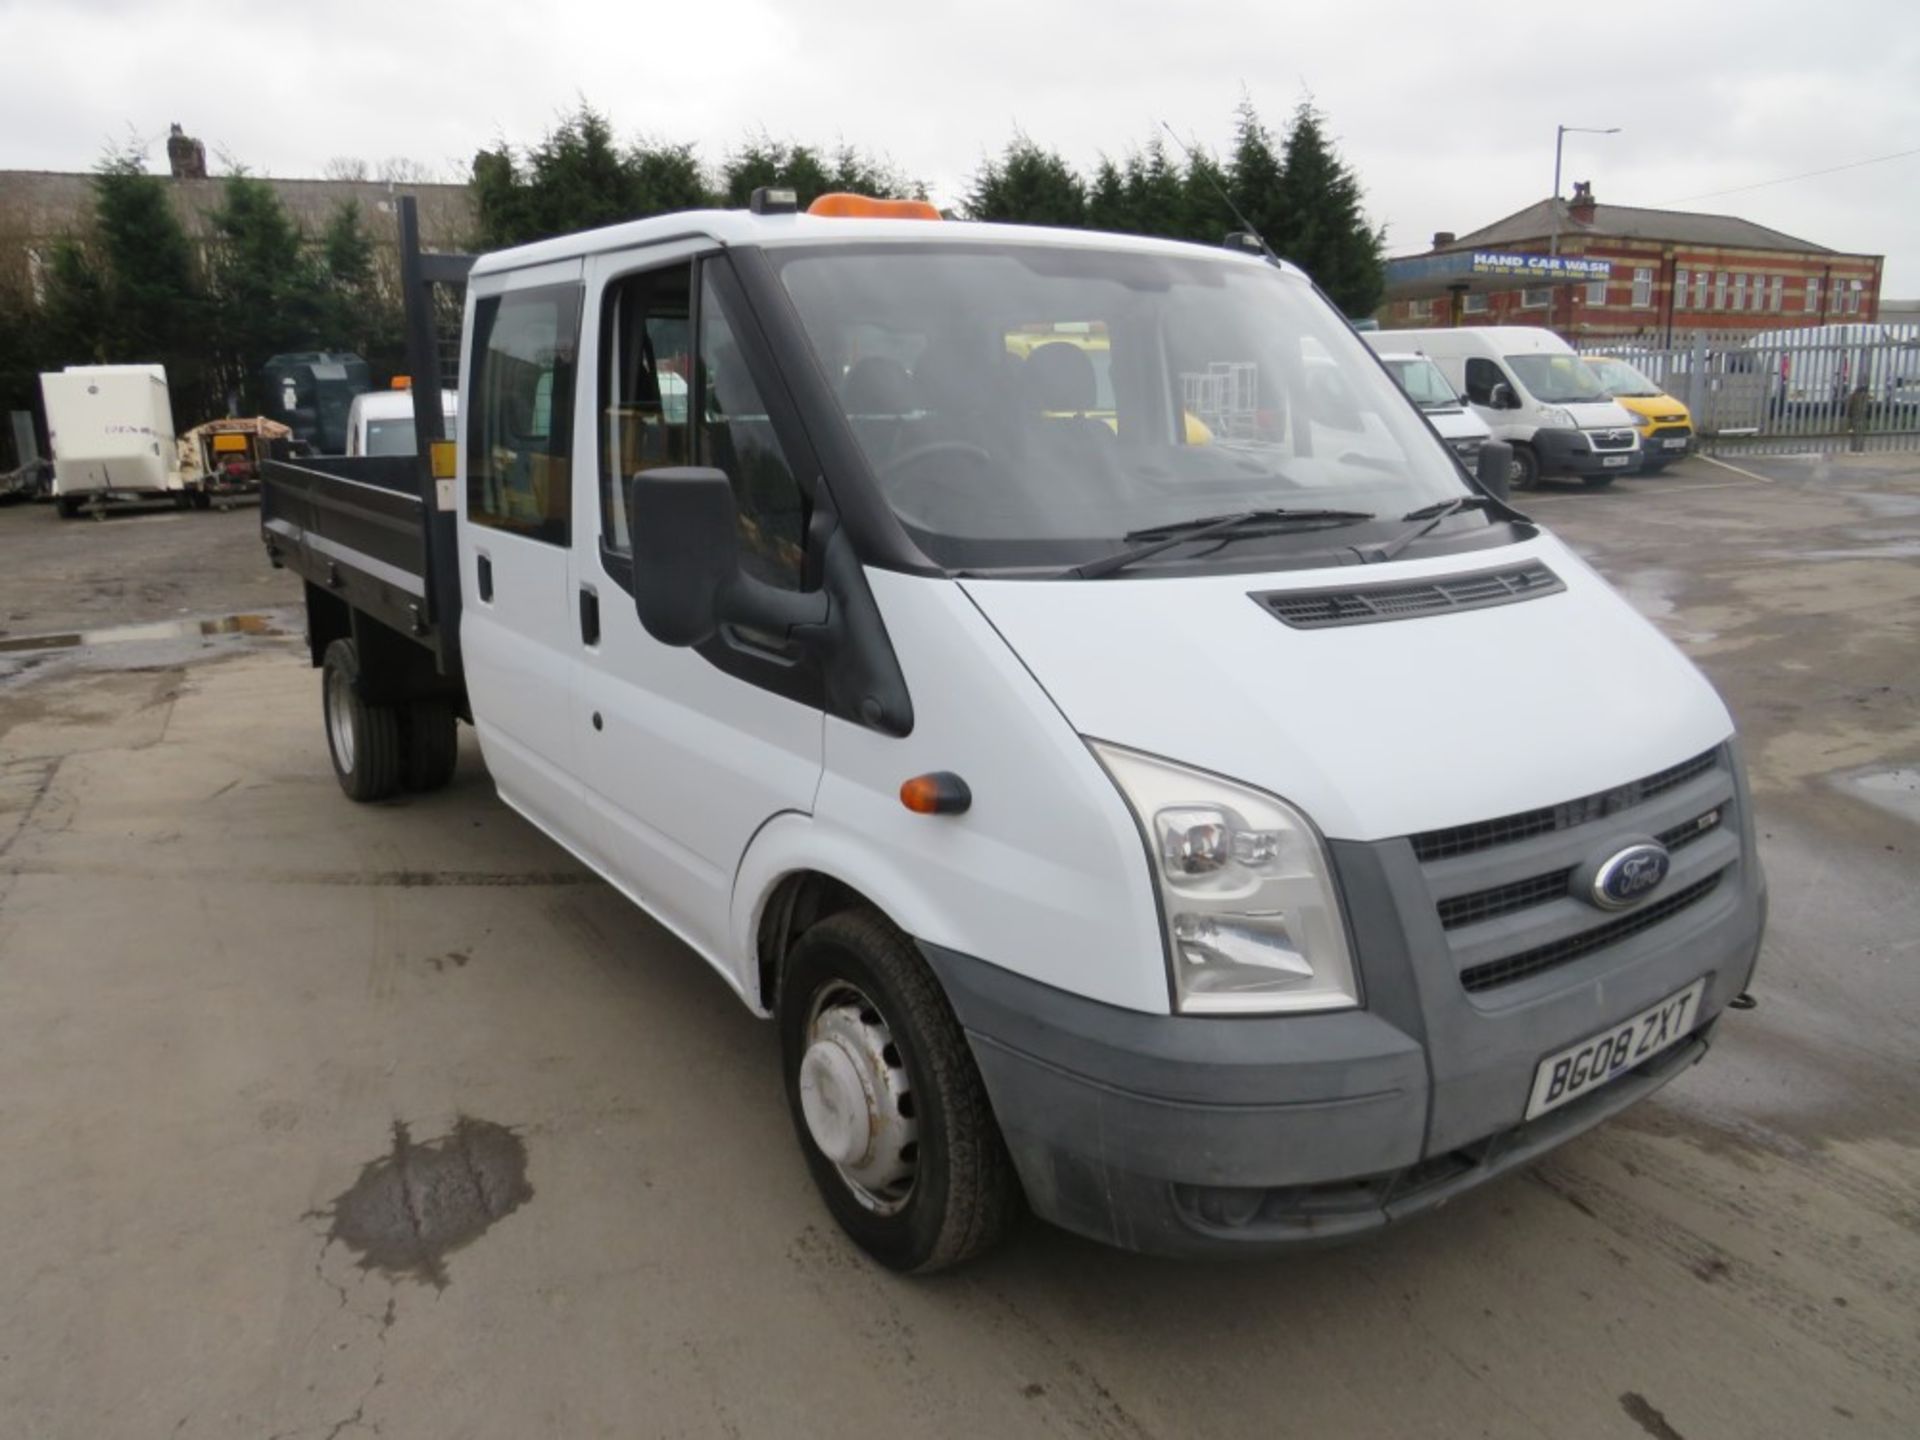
[477,554,493,602]
[579,586,600,646]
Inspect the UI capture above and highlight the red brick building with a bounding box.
[1383,183,1884,340]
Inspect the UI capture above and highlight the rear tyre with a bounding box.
[55,495,82,519]
[403,699,459,793]
[779,908,1020,1273]
[321,639,403,802]
[1509,444,1541,491]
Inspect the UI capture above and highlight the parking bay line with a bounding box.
[1696,455,1779,485]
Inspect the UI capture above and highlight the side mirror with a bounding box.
[629,467,827,647]
[1488,381,1518,410]
[1476,439,1513,502]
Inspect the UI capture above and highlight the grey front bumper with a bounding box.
[1532,425,1640,476]
[922,852,1764,1257]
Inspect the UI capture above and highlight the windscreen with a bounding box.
[1587,358,1660,397]
[363,417,418,456]
[1508,353,1612,404]
[1382,357,1460,408]
[774,244,1469,572]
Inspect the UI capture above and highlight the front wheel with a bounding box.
[779,909,1019,1273]
[321,639,403,802]
[1509,443,1541,491]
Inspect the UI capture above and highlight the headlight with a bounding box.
[1538,405,1575,429]
[1090,742,1358,1015]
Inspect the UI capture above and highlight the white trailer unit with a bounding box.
[39,364,183,513]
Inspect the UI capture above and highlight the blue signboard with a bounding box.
[1383,249,1614,300]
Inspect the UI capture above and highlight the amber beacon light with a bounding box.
[899,772,972,815]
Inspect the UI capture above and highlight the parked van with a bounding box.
[1390,328,1642,488]
[263,195,1765,1271]
[1363,344,1494,471]
[1584,356,1693,470]
[345,385,460,457]
[1744,323,1920,419]
[39,363,183,515]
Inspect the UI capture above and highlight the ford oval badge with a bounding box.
[1591,843,1671,910]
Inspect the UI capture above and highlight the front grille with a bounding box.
[1438,869,1573,929]
[1459,873,1724,993]
[1589,429,1637,451]
[1255,562,1564,631]
[1435,801,1725,931]
[1412,749,1717,863]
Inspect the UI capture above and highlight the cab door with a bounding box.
[459,260,592,848]
[570,246,826,974]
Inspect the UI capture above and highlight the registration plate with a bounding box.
[1663,437,1689,450]
[1525,979,1706,1120]
[1602,453,1632,467]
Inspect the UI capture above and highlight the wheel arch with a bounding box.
[734,814,955,1016]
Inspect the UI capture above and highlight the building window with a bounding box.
[1463,292,1488,315]
[1586,277,1608,305]
[1714,272,1729,310]
[1632,267,1653,307]
[1694,270,1709,310]
[1732,274,1746,311]
[1672,269,1688,309]
[1521,286,1551,309]
[1770,275,1784,312]
[1805,276,1821,313]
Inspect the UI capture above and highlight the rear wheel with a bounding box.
[321,639,403,802]
[1509,444,1541,491]
[403,699,459,792]
[779,908,1019,1273]
[54,495,82,519]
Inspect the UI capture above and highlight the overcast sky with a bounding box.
[4,0,1917,293]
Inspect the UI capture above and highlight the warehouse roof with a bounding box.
[1443,196,1836,256]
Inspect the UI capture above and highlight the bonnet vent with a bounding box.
[1254,562,1564,630]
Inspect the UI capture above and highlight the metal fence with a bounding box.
[1571,324,1920,453]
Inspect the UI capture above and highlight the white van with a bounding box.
[1389,328,1642,488]
[1364,345,1493,470]
[265,197,1766,1270]
[344,386,459,456]
[39,363,183,513]
[1743,323,1920,417]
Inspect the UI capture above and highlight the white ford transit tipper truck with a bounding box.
[262,195,1765,1272]
[1390,327,1643,489]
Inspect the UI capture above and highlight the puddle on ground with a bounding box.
[317,1117,532,1289]
[0,612,285,655]
[1834,765,1920,827]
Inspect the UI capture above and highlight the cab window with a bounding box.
[1464,357,1508,405]
[697,271,809,591]
[599,264,694,555]
[467,284,581,545]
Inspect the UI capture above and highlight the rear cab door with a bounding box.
[459,259,592,845]
[570,241,827,977]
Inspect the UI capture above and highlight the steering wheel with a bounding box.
[883,440,992,475]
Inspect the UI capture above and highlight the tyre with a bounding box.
[779,908,1019,1273]
[1509,444,1541,491]
[55,495,82,519]
[403,698,459,792]
[321,639,403,802]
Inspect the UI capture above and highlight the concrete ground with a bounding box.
[0,460,1914,1440]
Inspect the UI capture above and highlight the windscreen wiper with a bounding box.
[1064,507,1376,580]
[1366,494,1501,564]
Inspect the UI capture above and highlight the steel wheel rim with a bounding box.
[326,668,356,773]
[799,980,919,1214]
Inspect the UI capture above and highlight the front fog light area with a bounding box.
[1092,742,1358,1014]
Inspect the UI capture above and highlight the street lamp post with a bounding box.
[1550,124,1621,255]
